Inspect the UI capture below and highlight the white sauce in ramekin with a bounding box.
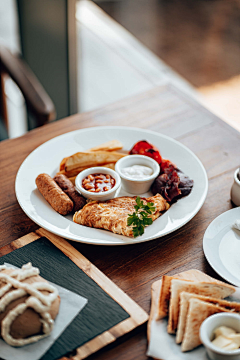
[121,165,153,179]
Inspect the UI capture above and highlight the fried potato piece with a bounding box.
[59,166,92,178]
[88,140,123,152]
[67,163,116,185]
[101,162,115,170]
[68,176,76,185]
[65,151,126,172]
[59,140,123,171]
[59,157,68,171]
[57,163,116,179]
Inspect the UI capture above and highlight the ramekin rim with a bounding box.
[75,166,121,197]
[200,313,240,356]
[115,155,160,182]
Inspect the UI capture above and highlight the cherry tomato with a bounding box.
[144,148,162,164]
[129,140,162,164]
[130,140,153,154]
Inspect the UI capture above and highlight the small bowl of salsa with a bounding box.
[75,167,121,201]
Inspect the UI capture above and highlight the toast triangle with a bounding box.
[167,279,235,334]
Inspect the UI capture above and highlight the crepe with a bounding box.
[176,291,240,344]
[167,279,235,334]
[73,194,169,237]
[181,298,231,352]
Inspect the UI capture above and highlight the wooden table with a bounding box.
[0,83,239,360]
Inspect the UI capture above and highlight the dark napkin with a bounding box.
[0,237,130,360]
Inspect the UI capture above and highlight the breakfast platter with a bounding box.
[15,126,208,245]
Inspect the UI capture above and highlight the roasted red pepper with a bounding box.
[129,140,162,164]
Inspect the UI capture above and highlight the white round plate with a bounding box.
[203,207,240,287]
[16,126,208,245]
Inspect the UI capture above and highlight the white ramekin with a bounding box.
[115,155,160,195]
[75,167,121,201]
[200,313,240,360]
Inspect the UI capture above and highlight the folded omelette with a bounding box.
[73,194,169,237]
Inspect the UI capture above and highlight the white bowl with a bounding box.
[115,155,160,195]
[75,167,121,201]
[200,313,240,360]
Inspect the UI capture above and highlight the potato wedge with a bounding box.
[65,151,126,172]
[88,140,123,152]
[63,166,91,178]
[59,140,123,170]
[102,162,115,170]
[68,176,76,185]
[58,162,116,178]
[69,163,116,183]
[59,157,68,171]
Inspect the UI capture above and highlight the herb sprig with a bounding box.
[127,196,156,237]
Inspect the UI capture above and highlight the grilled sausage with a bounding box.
[36,173,73,215]
[53,173,86,212]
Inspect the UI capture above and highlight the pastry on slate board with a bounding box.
[0,263,60,347]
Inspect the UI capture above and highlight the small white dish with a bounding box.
[200,313,240,360]
[115,155,160,195]
[231,169,240,206]
[203,207,240,287]
[75,166,121,202]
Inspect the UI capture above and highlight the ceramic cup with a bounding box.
[231,169,240,206]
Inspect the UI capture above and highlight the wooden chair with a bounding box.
[0,45,56,141]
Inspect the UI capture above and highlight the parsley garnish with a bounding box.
[127,196,156,237]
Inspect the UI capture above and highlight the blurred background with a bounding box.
[1,0,240,140]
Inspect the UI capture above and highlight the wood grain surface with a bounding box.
[0,83,239,360]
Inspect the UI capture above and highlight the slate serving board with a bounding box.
[0,228,148,360]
